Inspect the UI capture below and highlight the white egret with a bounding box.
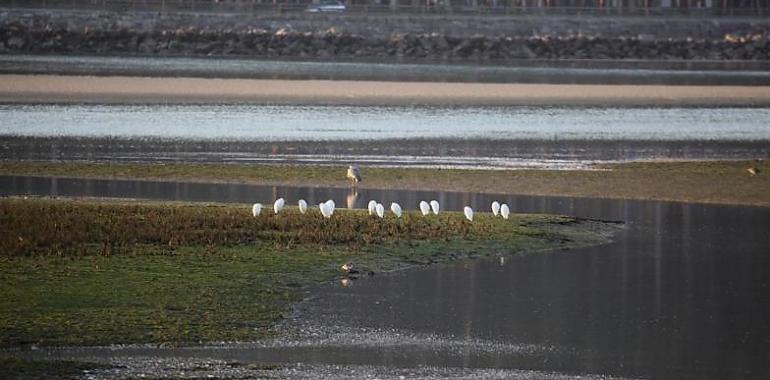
[325,199,335,216]
[273,198,285,214]
[500,204,510,220]
[347,165,362,187]
[419,201,430,216]
[251,203,262,217]
[464,206,474,222]
[375,203,385,219]
[390,202,402,218]
[492,201,500,216]
[368,200,377,215]
[341,262,353,272]
[320,202,333,219]
[298,199,308,214]
[430,200,439,215]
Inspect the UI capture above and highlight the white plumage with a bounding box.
[273,198,285,214]
[375,203,385,218]
[320,200,334,218]
[430,200,439,215]
[325,199,335,216]
[298,199,308,214]
[500,204,510,219]
[251,203,262,217]
[464,206,474,222]
[390,202,402,218]
[492,201,500,216]
[419,201,430,216]
[368,200,377,215]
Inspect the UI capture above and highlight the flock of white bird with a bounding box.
[251,197,512,222]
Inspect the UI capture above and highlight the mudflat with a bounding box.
[2,160,768,207]
[3,74,770,106]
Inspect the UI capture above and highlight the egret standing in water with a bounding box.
[347,165,362,187]
[430,200,440,215]
[464,206,474,222]
[419,201,431,216]
[500,204,510,220]
[298,199,308,214]
[273,198,285,214]
[251,203,262,217]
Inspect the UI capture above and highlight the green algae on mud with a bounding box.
[0,357,107,380]
[0,198,620,347]
[1,159,768,206]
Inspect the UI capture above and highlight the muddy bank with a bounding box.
[2,159,769,206]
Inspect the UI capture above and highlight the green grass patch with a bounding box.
[0,198,619,347]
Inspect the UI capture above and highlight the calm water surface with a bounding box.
[4,55,770,85]
[3,176,769,379]
[3,104,770,141]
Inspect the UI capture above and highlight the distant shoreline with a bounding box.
[3,74,770,106]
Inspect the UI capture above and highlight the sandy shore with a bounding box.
[3,74,770,106]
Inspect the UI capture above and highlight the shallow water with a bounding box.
[2,104,769,169]
[3,176,769,379]
[3,55,770,85]
[3,104,770,141]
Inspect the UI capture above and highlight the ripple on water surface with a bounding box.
[2,104,770,141]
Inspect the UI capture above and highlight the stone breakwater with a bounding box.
[1,10,769,61]
[3,25,769,61]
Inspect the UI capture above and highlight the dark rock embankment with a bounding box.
[3,24,770,61]
[1,10,769,61]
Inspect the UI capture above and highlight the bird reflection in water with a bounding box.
[346,188,359,210]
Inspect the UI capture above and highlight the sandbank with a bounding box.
[2,74,770,106]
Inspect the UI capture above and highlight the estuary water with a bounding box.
[3,55,770,85]
[4,104,770,141]
[3,176,769,379]
[2,104,769,169]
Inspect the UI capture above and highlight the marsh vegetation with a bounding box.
[0,198,618,347]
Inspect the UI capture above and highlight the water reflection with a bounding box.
[2,176,769,379]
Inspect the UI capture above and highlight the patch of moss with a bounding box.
[0,357,106,380]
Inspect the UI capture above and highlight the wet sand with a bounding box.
[3,74,770,106]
